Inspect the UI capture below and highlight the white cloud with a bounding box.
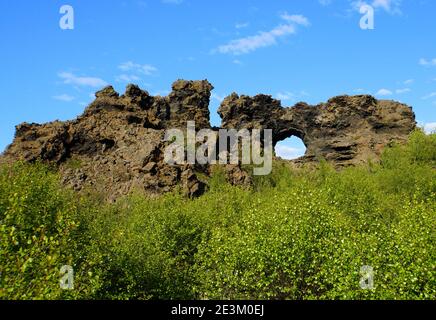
[423,122,436,134]
[353,88,366,93]
[211,93,225,103]
[216,25,295,55]
[422,92,436,100]
[395,88,411,94]
[275,145,305,160]
[276,90,309,101]
[350,1,366,11]
[403,79,414,85]
[115,74,141,82]
[419,58,436,66]
[232,59,243,65]
[118,61,157,75]
[214,13,309,55]
[58,72,107,88]
[276,92,296,101]
[372,0,396,11]
[280,13,311,26]
[376,88,393,96]
[235,22,249,29]
[351,0,402,14]
[52,94,75,102]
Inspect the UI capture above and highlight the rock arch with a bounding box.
[1,79,416,200]
[218,92,416,166]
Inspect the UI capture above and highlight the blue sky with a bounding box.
[0,0,435,159]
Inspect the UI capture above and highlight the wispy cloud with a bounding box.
[372,0,401,13]
[58,72,107,88]
[214,13,310,55]
[353,88,367,93]
[118,61,157,75]
[395,88,411,94]
[215,25,296,55]
[403,79,414,85]
[280,13,311,26]
[52,94,75,102]
[423,122,436,134]
[276,90,309,102]
[376,88,393,96]
[276,92,296,101]
[115,74,141,82]
[351,0,402,14]
[419,58,436,66]
[235,22,249,29]
[422,92,436,100]
[376,87,410,96]
[211,93,226,103]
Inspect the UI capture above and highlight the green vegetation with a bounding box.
[1,130,435,300]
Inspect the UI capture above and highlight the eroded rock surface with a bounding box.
[2,80,416,200]
[219,93,416,166]
[3,80,213,201]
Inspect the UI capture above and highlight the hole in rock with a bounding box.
[274,136,306,160]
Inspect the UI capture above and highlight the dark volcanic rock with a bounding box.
[3,80,213,201]
[219,93,416,167]
[2,79,416,201]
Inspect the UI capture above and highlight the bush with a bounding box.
[0,162,101,299]
[1,131,435,300]
[193,186,435,299]
[81,193,205,299]
[0,162,76,299]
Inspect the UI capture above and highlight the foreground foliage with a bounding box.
[0,130,435,299]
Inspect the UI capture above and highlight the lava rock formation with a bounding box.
[1,80,416,201]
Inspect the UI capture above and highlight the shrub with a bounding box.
[0,162,101,299]
[0,162,77,299]
[1,131,435,300]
